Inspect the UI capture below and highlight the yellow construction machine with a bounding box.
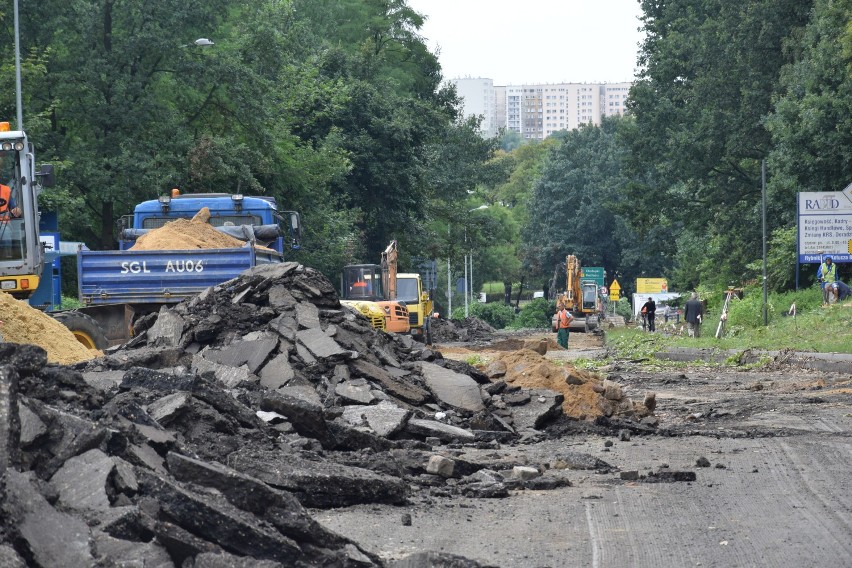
[340,241,410,333]
[556,255,602,332]
[382,240,434,343]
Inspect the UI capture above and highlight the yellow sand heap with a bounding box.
[0,292,98,365]
[129,207,246,251]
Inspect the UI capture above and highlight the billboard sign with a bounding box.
[798,190,852,263]
[636,278,668,294]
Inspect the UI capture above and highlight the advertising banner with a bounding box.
[636,278,668,294]
[798,190,852,263]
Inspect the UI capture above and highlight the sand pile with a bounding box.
[0,292,98,364]
[129,207,247,251]
[485,349,650,421]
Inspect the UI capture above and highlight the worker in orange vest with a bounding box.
[0,183,22,221]
[555,302,574,348]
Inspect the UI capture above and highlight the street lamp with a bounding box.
[464,205,488,317]
[180,38,215,48]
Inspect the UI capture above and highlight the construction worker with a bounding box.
[817,256,837,305]
[641,297,656,332]
[555,302,574,348]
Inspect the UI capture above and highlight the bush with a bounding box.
[451,301,516,329]
[508,298,554,330]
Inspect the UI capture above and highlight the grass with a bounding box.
[605,293,852,367]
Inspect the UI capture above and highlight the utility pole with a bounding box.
[762,160,768,326]
[14,0,23,129]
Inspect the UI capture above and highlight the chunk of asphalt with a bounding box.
[405,418,476,443]
[0,366,19,473]
[4,470,95,567]
[91,531,173,567]
[340,400,411,438]
[50,448,116,511]
[419,362,486,413]
[227,448,407,508]
[137,469,302,563]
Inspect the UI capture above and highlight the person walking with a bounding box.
[817,256,837,305]
[641,297,656,332]
[555,303,574,348]
[684,292,704,338]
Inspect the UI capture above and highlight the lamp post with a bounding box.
[464,205,488,317]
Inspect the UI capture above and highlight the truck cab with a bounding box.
[120,192,301,253]
[340,263,410,333]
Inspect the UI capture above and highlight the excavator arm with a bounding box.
[381,239,398,300]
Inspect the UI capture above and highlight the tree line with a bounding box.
[1,0,848,305]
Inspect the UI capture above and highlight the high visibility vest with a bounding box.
[820,262,837,283]
[558,310,573,329]
[0,185,12,220]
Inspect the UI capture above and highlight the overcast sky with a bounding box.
[405,0,646,85]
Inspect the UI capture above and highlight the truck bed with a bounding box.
[78,246,282,306]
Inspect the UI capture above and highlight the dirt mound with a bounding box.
[129,207,247,251]
[486,349,650,421]
[0,292,98,364]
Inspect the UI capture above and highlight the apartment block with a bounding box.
[450,77,498,138]
[452,78,632,140]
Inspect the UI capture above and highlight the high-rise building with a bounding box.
[451,78,633,140]
[449,78,498,138]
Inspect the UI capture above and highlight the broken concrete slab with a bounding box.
[82,370,125,391]
[419,362,486,413]
[426,455,455,477]
[3,470,95,567]
[137,469,303,563]
[192,355,254,388]
[50,448,116,511]
[258,354,295,389]
[147,392,192,425]
[336,379,378,405]
[296,327,349,359]
[92,531,174,567]
[295,302,321,329]
[267,284,298,310]
[203,338,278,374]
[405,418,476,443]
[0,544,26,568]
[351,359,429,405]
[341,400,411,437]
[260,390,330,445]
[228,448,407,508]
[0,365,18,473]
[165,452,348,548]
[509,389,565,431]
[148,308,186,347]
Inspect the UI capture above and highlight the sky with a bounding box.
[405,0,646,85]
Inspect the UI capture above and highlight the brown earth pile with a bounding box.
[0,292,98,364]
[129,207,246,251]
[485,349,648,421]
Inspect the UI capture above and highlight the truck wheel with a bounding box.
[53,311,109,350]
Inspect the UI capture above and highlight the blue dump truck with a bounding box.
[69,192,301,348]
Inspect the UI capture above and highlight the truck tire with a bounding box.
[53,311,109,350]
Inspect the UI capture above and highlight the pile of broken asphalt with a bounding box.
[0,262,655,567]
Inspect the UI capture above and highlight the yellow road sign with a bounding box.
[610,279,621,301]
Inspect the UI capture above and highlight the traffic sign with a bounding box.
[610,279,621,301]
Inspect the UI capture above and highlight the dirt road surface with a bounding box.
[315,330,852,567]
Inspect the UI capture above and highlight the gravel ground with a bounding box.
[314,331,852,567]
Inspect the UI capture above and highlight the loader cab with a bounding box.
[341,264,384,301]
[581,281,599,313]
[0,123,53,298]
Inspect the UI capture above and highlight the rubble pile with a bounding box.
[0,263,610,567]
[429,316,496,343]
[0,292,97,365]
